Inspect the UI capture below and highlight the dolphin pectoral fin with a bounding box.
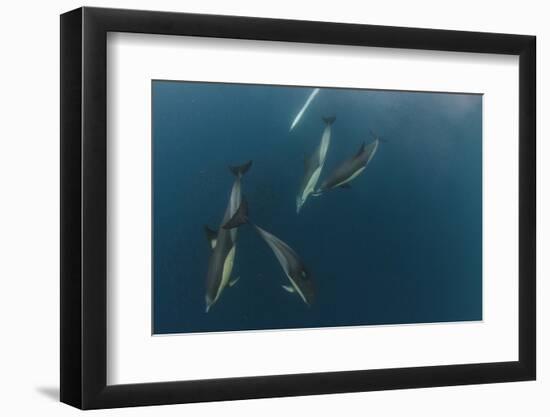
[339,183,352,189]
[311,190,322,197]
[223,198,249,229]
[229,276,240,287]
[204,225,218,249]
[282,285,295,293]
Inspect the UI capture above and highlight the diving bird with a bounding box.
[204,160,252,313]
[296,116,335,213]
[289,88,320,132]
[224,199,315,306]
[315,138,379,194]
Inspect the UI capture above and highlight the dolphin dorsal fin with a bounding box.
[204,225,218,249]
[355,142,366,158]
[223,198,249,230]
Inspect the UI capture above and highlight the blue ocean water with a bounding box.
[152,80,482,334]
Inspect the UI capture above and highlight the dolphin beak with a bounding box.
[296,198,302,214]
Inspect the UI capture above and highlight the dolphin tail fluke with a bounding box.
[223,198,249,229]
[322,116,336,126]
[369,129,388,143]
[229,160,253,177]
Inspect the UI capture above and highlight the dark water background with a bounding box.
[152,80,482,334]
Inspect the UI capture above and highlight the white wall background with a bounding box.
[0,0,545,415]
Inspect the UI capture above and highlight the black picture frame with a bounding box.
[60,6,536,410]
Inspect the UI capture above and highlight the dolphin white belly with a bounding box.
[366,139,379,165]
[253,225,309,305]
[333,166,366,188]
[334,140,378,187]
[296,117,334,213]
[301,166,322,202]
[289,88,320,132]
[224,178,242,223]
[254,226,290,272]
[283,271,308,305]
[318,124,331,162]
[217,245,236,300]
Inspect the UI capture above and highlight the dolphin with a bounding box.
[204,160,252,312]
[296,116,335,213]
[289,88,320,132]
[223,199,315,306]
[315,139,379,194]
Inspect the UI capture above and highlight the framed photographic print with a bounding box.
[60,7,536,409]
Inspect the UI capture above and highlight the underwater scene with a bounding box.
[152,80,482,335]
